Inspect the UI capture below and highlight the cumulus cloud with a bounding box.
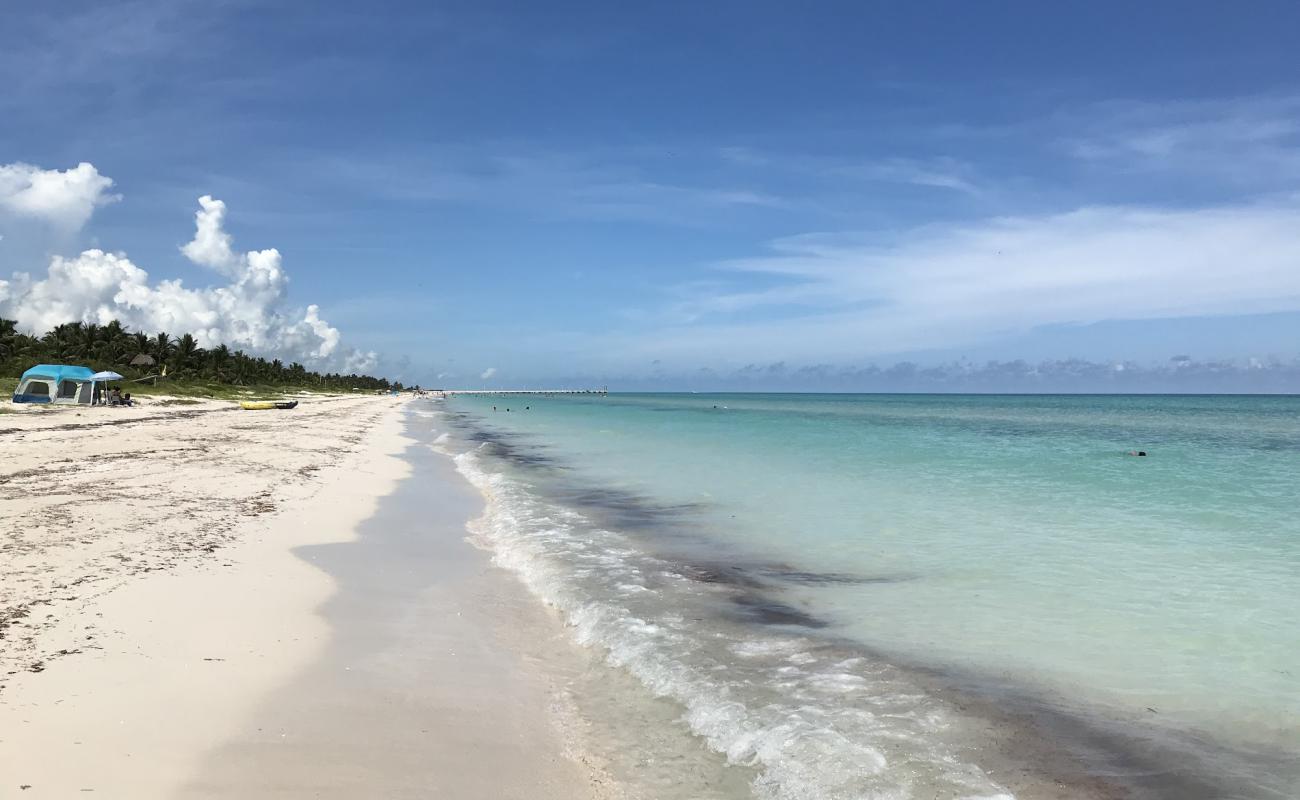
[480,367,497,379]
[181,195,248,276]
[0,162,119,230]
[0,163,377,371]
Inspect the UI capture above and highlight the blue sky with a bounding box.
[2,0,1299,389]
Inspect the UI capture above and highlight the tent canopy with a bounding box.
[20,364,95,384]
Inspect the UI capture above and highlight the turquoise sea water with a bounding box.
[430,393,1300,799]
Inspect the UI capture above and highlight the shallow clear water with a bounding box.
[430,393,1300,799]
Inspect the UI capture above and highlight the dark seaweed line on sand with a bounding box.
[0,406,237,437]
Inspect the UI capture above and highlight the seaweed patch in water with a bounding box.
[730,593,828,628]
[675,563,767,589]
[676,560,913,588]
[466,429,561,468]
[760,567,916,586]
[555,486,705,530]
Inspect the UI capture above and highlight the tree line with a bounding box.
[1,319,398,391]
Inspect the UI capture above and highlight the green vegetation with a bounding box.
[2,319,400,399]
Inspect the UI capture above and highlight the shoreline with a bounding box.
[0,397,605,799]
[5,392,1292,799]
[181,405,611,798]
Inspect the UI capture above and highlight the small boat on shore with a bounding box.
[239,400,299,410]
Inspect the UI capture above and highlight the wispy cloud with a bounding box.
[715,147,982,195]
[314,94,1300,378]
[310,148,789,226]
[1060,95,1300,157]
[1049,95,1300,192]
[631,201,1300,364]
[718,146,770,167]
[813,155,981,195]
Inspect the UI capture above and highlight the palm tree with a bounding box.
[101,320,123,343]
[99,321,130,364]
[43,323,80,361]
[131,331,150,361]
[207,343,232,381]
[15,336,38,363]
[151,332,175,369]
[174,333,203,374]
[74,322,99,361]
[0,318,16,362]
[229,351,253,385]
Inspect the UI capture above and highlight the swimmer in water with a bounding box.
[1128,450,1147,457]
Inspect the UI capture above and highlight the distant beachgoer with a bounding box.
[109,387,122,406]
[1128,450,1147,457]
[122,393,134,407]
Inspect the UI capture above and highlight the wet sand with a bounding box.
[181,412,610,799]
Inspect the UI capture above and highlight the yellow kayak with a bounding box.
[240,400,298,410]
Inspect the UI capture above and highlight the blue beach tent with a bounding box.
[12,364,96,404]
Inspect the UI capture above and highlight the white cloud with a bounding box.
[1056,95,1300,186]
[480,367,497,379]
[636,202,1300,364]
[0,162,378,371]
[180,194,245,275]
[0,162,119,230]
[343,349,379,373]
[835,156,980,195]
[320,148,789,226]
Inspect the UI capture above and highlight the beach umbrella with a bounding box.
[89,371,125,405]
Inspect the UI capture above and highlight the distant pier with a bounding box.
[438,388,607,396]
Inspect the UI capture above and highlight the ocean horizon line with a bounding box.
[444,388,1300,397]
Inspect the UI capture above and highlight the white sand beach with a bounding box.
[0,396,606,799]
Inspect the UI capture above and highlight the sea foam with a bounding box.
[438,424,1013,800]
